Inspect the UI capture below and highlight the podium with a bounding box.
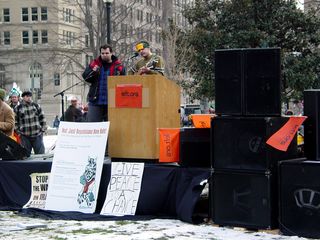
[108,75,180,160]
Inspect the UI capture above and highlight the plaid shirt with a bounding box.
[14,100,47,137]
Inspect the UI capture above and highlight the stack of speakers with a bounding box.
[211,48,297,229]
[278,89,320,238]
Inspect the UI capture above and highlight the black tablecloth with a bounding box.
[0,160,210,223]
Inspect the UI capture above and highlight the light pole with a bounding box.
[103,0,112,44]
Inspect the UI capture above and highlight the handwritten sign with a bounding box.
[266,116,307,151]
[101,162,144,216]
[115,84,142,108]
[23,172,50,209]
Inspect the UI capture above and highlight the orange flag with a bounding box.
[266,116,307,151]
[159,128,180,163]
[191,114,215,128]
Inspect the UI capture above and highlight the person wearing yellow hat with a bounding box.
[128,40,165,76]
[0,88,15,137]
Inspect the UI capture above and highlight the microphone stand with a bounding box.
[53,81,86,121]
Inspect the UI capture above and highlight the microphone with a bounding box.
[129,52,139,60]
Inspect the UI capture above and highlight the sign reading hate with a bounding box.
[101,162,144,216]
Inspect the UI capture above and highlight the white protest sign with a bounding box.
[23,172,50,209]
[101,162,144,216]
[45,121,109,213]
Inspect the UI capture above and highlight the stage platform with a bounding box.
[0,159,210,223]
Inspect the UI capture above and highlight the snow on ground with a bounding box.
[0,211,309,240]
[0,134,310,239]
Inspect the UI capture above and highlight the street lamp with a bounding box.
[103,0,112,44]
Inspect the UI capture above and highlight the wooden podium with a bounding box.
[108,75,180,160]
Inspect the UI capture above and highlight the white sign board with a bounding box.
[45,121,109,213]
[23,172,50,209]
[101,162,144,216]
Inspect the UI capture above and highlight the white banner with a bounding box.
[23,172,50,209]
[101,162,144,216]
[45,121,109,213]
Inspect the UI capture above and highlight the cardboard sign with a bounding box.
[23,172,50,209]
[115,84,142,108]
[159,128,180,163]
[266,116,307,151]
[101,162,144,216]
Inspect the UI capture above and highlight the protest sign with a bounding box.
[101,162,144,216]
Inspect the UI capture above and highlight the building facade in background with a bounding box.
[0,0,192,124]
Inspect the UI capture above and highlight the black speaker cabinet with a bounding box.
[279,159,320,239]
[304,89,320,160]
[0,132,28,160]
[212,116,297,172]
[212,170,278,229]
[215,48,281,116]
[179,128,211,168]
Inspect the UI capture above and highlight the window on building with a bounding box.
[120,23,127,37]
[3,8,10,22]
[0,64,5,88]
[41,7,48,21]
[137,9,143,22]
[0,32,2,45]
[31,7,38,21]
[85,54,93,66]
[64,8,72,23]
[22,8,29,22]
[65,63,73,87]
[29,62,43,89]
[54,73,60,86]
[85,0,92,7]
[22,30,29,44]
[41,30,48,44]
[85,35,89,47]
[63,30,75,45]
[33,30,38,44]
[4,31,10,45]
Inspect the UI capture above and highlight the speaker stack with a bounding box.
[212,48,298,229]
[277,90,320,238]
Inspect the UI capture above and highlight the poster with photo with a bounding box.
[45,121,109,213]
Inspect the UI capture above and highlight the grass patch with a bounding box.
[71,228,115,234]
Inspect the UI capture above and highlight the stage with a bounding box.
[0,159,210,223]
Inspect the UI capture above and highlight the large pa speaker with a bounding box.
[215,48,281,116]
[0,132,28,160]
[179,128,211,168]
[212,170,278,229]
[304,89,320,160]
[212,116,297,172]
[279,159,320,239]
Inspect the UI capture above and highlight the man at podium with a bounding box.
[128,40,165,76]
[82,44,125,122]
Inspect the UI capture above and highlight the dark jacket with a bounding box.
[64,105,83,122]
[82,55,125,102]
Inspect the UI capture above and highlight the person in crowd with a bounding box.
[82,44,126,122]
[128,40,165,76]
[14,91,47,156]
[0,88,15,137]
[7,88,21,109]
[53,115,60,128]
[64,97,83,122]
